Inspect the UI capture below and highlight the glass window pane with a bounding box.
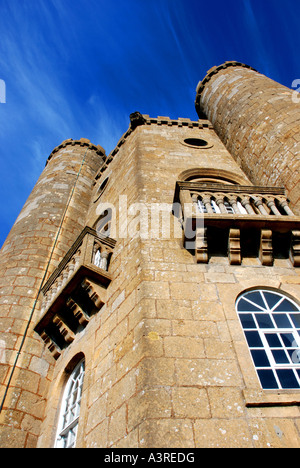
[276,369,300,389]
[290,314,300,328]
[265,333,282,348]
[281,333,295,347]
[263,291,282,310]
[272,314,292,328]
[251,350,270,367]
[257,369,278,389]
[245,291,266,310]
[274,299,298,312]
[255,314,274,329]
[239,314,257,329]
[245,331,263,348]
[271,350,290,364]
[238,298,261,312]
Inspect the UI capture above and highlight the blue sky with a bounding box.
[0,0,300,247]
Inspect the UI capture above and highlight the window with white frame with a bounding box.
[55,359,85,448]
[236,289,300,390]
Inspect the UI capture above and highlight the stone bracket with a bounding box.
[290,230,300,267]
[259,229,273,266]
[228,229,241,265]
[195,228,208,263]
[35,274,110,360]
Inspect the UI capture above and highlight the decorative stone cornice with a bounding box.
[195,61,258,118]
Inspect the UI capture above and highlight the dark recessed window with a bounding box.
[183,138,210,148]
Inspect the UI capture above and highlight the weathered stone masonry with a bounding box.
[195,61,300,214]
[0,63,300,448]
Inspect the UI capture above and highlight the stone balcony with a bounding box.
[34,226,116,359]
[174,182,300,266]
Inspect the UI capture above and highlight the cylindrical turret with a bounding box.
[0,139,105,447]
[195,61,300,214]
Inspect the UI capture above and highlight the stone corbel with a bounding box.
[53,315,75,344]
[66,298,90,327]
[290,230,300,267]
[259,229,273,266]
[228,229,241,265]
[195,227,208,263]
[81,278,105,310]
[40,331,61,360]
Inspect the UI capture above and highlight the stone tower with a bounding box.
[1,62,300,448]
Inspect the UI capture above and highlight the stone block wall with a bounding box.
[37,120,300,448]
[1,64,300,448]
[0,140,105,447]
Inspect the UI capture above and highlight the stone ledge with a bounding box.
[243,388,300,408]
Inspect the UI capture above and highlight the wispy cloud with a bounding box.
[0,0,300,247]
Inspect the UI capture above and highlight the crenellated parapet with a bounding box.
[46,138,106,166]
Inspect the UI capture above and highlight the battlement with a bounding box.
[95,113,213,180]
[46,138,106,166]
[195,61,258,116]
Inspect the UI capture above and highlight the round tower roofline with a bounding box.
[46,138,106,166]
[195,61,258,118]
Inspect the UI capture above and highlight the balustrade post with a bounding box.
[227,195,240,214]
[67,260,75,277]
[202,193,214,213]
[278,197,295,216]
[240,196,256,215]
[191,193,199,212]
[62,269,69,286]
[215,193,228,214]
[265,197,282,216]
[253,196,269,216]
[100,249,110,271]
[74,249,81,268]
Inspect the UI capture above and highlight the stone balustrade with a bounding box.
[34,227,116,359]
[192,191,295,217]
[174,182,300,267]
[40,231,113,315]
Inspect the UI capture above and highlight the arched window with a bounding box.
[55,359,85,448]
[236,289,300,390]
[178,167,250,186]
